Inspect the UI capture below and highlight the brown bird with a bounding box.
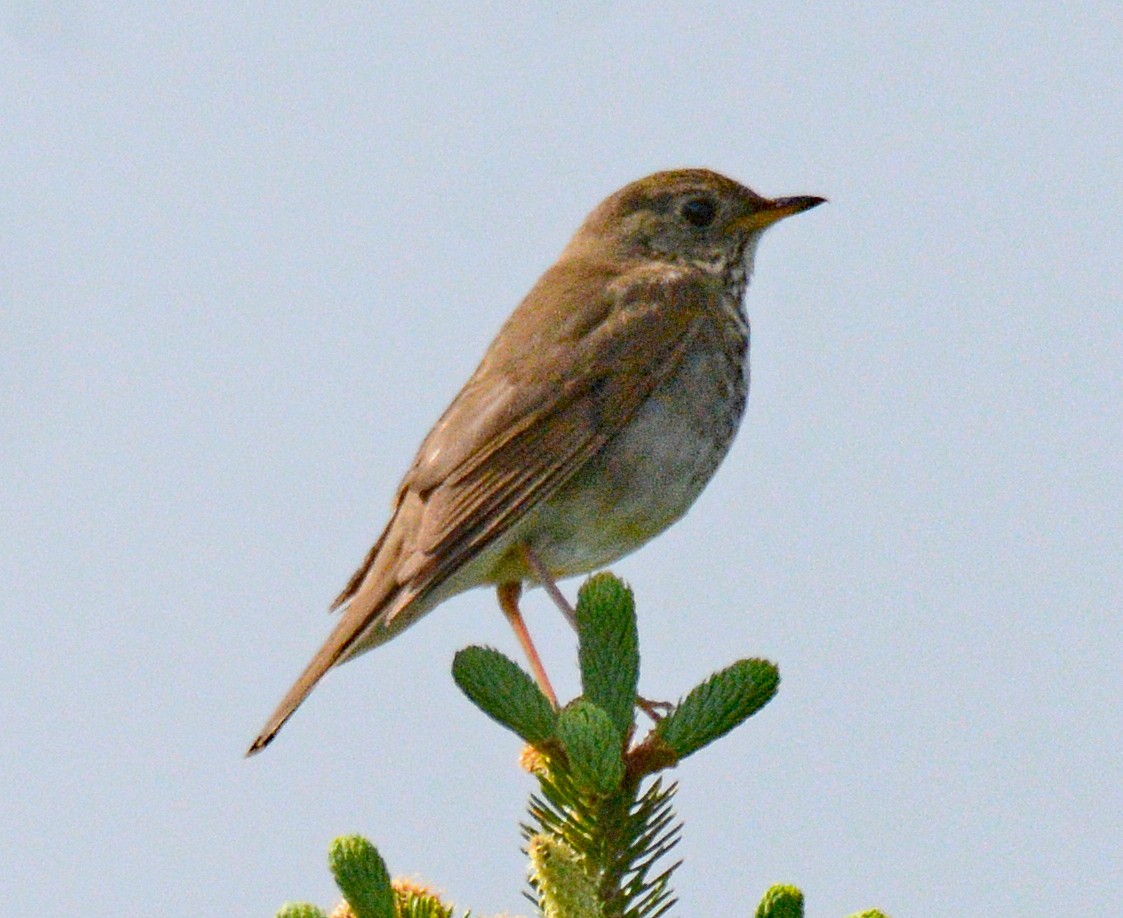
[247,169,823,754]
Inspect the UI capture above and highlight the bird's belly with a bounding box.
[516,348,747,578]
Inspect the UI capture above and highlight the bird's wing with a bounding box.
[339,262,726,613]
[247,264,723,756]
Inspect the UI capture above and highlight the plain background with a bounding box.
[3,4,1120,916]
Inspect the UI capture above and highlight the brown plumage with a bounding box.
[247,169,823,754]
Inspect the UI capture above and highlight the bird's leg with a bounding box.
[497,582,559,708]
[515,546,673,721]
[519,544,577,630]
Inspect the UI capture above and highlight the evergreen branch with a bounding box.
[576,573,640,735]
[756,884,804,918]
[273,573,887,918]
[451,645,558,745]
[655,658,780,761]
[557,700,627,794]
[329,835,394,918]
[528,835,603,918]
[276,905,327,918]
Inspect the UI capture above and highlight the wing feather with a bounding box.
[379,263,721,599]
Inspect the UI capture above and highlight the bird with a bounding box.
[247,168,824,755]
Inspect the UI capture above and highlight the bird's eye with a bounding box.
[680,196,718,228]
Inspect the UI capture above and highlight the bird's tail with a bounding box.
[245,616,353,756]
[245,581,407,756]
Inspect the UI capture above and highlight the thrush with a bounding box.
[248,168,823,754]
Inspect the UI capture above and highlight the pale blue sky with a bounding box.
[2,4,1120,916]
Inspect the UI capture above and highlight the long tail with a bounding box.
[245,583,406,756]
[245,622,347,755]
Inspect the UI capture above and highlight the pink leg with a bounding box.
[497,582,558,708]
[520,544,577,630]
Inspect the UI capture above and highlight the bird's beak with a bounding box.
[732,195,826,232]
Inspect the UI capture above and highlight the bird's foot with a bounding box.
[636,695,674,722]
